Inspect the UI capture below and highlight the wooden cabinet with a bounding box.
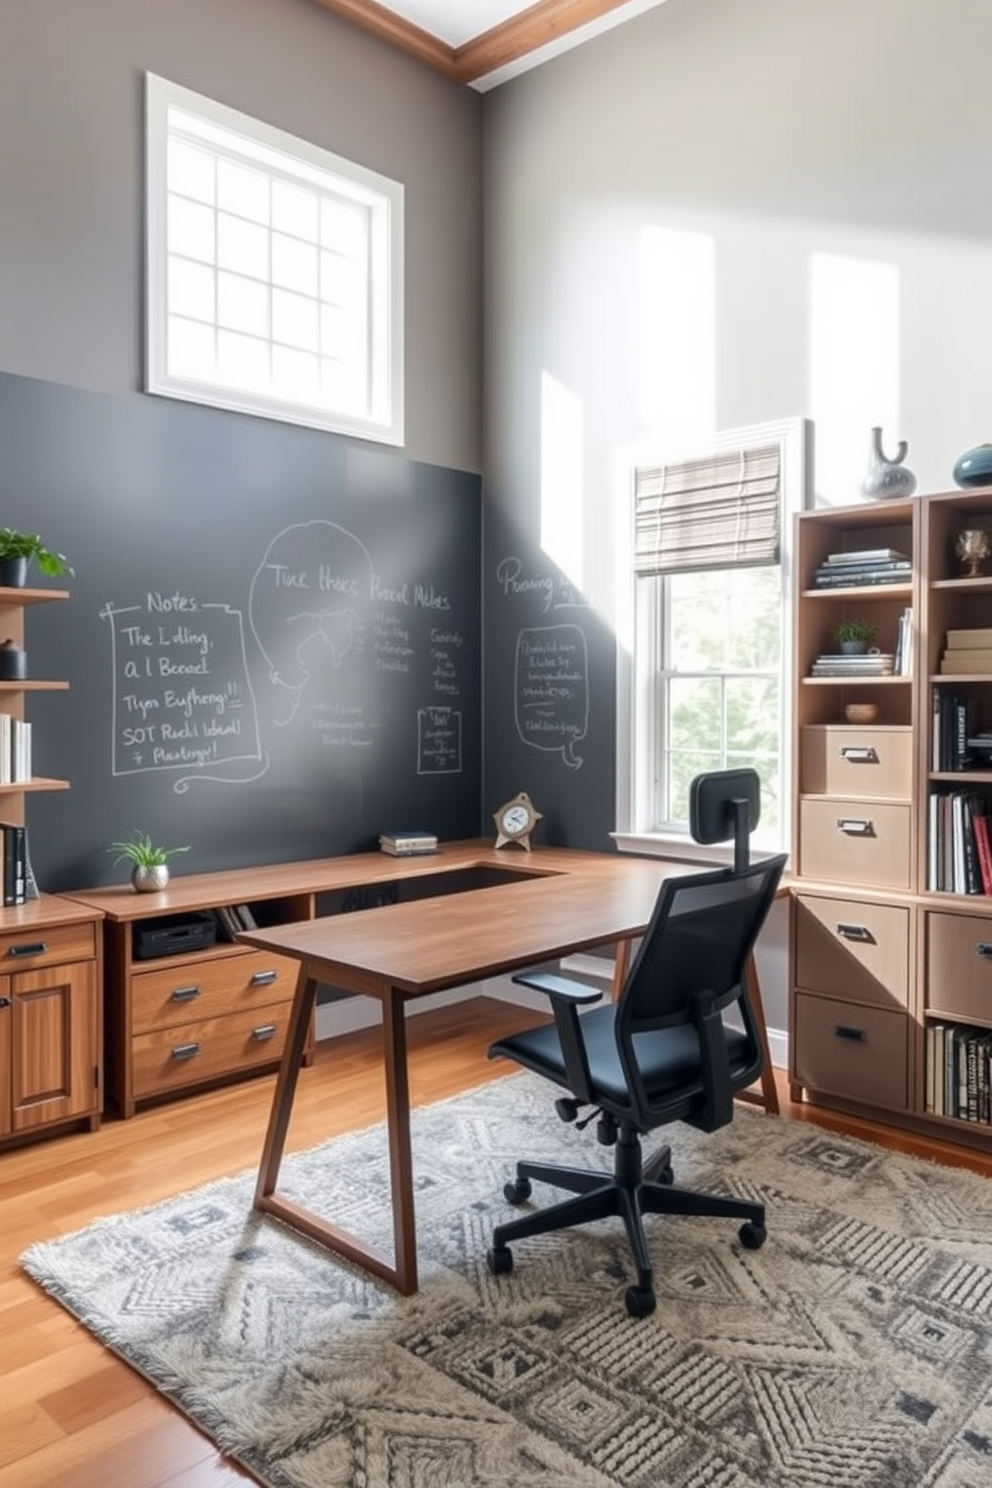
[0,903,103,1142]
[69,865,326,1117]
[791,489,992,1150]
[0,585,103,1149]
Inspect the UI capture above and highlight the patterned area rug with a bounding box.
[21,1072,992,1488]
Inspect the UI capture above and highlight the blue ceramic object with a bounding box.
[953,443,992,489]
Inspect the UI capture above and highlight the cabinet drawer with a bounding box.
[793,992,908,1110]
[131,949,300,1034]
[131,1004,291,1099]
[925,910,992,1021]
[799,799,912,889]
[800,727,912,800]
[794,894,909,1009]
[0,921,97,971]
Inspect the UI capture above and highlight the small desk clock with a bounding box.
[493,791,543,851]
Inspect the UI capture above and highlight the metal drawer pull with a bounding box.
[837,818,875,836]
[834,1024,866,1042]
[839,747,879,763]
[836,923,875,943]
[250,970,278,986]
[251,1023,278,1041]
[169,986,201,1003]
[975,943,992,959]
[7,941,47,958]
[170,1041,202,1061]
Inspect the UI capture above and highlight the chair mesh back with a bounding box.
[619,858,785,1035]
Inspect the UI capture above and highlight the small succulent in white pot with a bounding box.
[109,832,189,892]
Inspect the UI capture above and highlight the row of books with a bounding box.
[939,626,992,675]
[811,547,911,589]
[892,608,913,676]
[0,822,32,906]
[379,830,438,856]
[810,652,894,677]
[927,790,992,894]
[926,1021,992,1125]
[213,902,259,940]
[932,693,975,771]
[0,716,31,784]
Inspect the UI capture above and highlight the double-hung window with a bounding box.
[619,418,811,857]
[145,74,404,445]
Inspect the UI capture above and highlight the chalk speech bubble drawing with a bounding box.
[514,624,587,769]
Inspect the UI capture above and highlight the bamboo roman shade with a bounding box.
[633,442,781,577]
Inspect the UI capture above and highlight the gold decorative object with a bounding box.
[955,528,991,578]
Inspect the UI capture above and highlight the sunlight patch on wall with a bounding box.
[637,226,715,445]
[810,252,901,504]
[540,370,584,588]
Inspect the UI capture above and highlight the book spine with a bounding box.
[973,814,992,895]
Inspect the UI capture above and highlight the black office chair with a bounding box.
[486,768,787,1319]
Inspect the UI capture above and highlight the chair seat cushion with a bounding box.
[490,1005,753,1114]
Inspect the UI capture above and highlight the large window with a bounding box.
[618,419,811,857]
[145,74,404,445]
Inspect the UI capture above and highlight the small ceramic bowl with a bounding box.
[844,702,879,725]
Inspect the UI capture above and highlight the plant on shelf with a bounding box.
[109,832,190,893]
[835,617,876,653]
[0,527,73,584]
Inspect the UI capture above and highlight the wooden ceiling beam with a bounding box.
[308,0,636,84]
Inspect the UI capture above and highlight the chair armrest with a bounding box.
[511,970,604,1006]
[511,970,601,1102]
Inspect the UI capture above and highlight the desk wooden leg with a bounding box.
[382,991,418,1295]
[737,949,780,1116]
[610,938,632,1001]
[254,966,318,1205]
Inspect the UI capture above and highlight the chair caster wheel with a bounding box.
[739,1221,766,1250]
[555,1097,581,1123]
[504,1177,532,1204]
[488,1245,513,1276]
[624,1285,656,1319]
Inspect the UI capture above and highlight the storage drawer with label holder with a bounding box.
[798,798,912,889]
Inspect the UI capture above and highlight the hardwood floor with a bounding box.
[3,995,991,1487]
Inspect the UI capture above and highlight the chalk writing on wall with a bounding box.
[101,595,263,789]
[495,556,588,613]
[514,624,588,770]
[418,706,463,774]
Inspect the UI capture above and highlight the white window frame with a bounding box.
[614,416,812,864]
[145,73,404,446]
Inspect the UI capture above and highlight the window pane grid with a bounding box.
[148,74,401,443]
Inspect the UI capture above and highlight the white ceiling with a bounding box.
[379,1,670,77]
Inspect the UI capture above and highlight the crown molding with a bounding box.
[309,0,636,85]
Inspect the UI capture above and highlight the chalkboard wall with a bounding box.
[0,373,482,891]
[482,503,617,854]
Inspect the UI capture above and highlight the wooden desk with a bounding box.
[241,843,780,1295]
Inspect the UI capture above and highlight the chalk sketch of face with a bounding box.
[248,521,374,722]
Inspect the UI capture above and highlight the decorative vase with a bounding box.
[131,864,169,893]
[0,556,28,588]
[952,443,992,489]
[954,528,991,578]
[0,640,27,680]
[859,426,917,500]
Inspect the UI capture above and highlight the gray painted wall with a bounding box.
[0,0,483,473]
[481,0,992,1034]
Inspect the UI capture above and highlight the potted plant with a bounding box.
[0,527,73,587]
[109,832,190,893]
[835,617,876,655]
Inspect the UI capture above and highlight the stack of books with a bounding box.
[810,652,895,677]
[812,548,912,588]
[0,716,31,783]
[927,787,989,893]
[0,821,28,906]
[940,627,992,675]
[379,830,438,857]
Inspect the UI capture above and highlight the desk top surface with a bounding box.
[236,846,688,996]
